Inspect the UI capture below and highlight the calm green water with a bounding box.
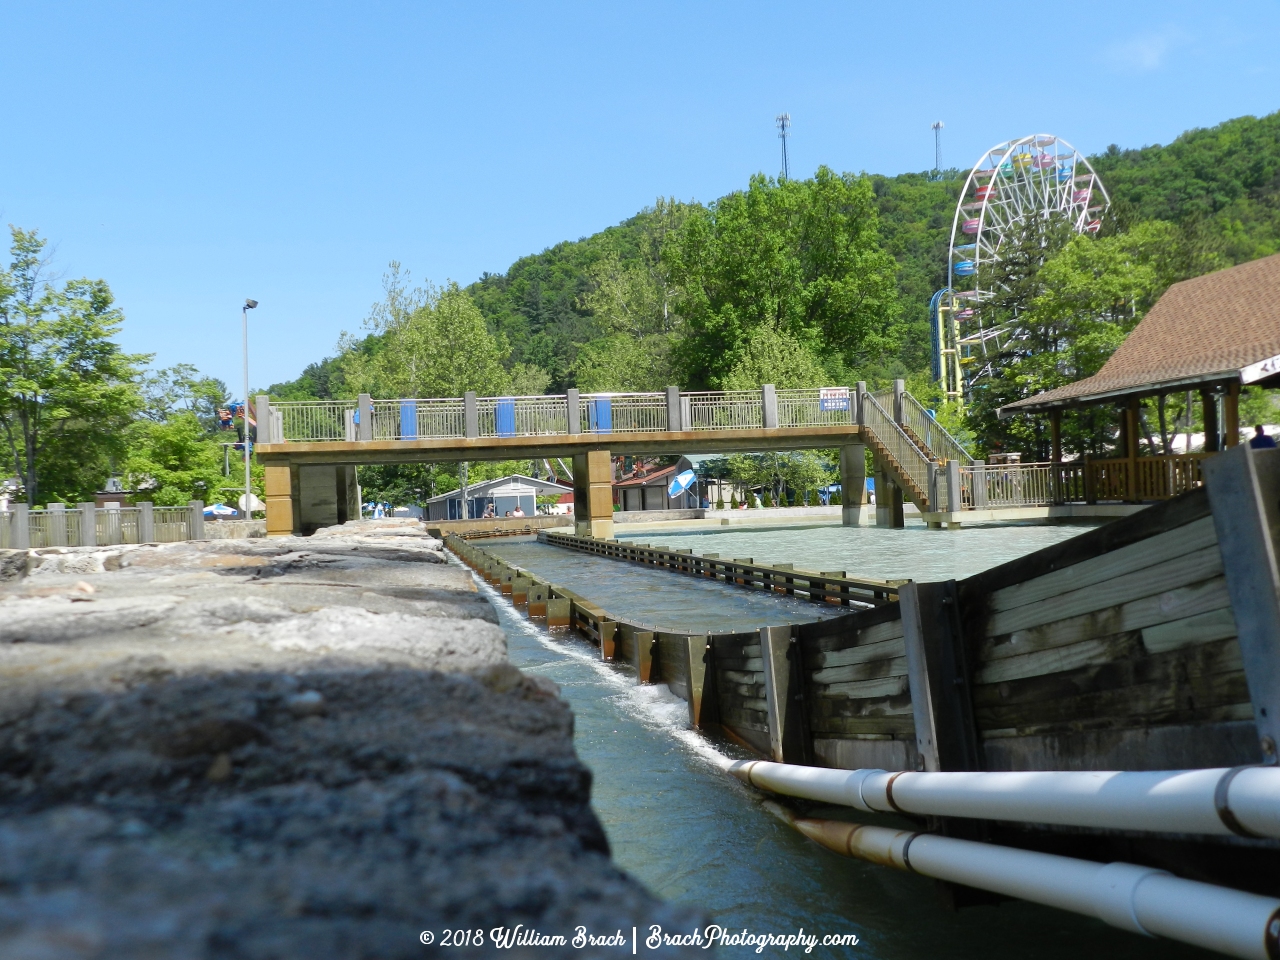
[469,522,1214,959]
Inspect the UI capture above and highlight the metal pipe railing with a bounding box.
[765,804,1280,960]
[731,760,1280,839]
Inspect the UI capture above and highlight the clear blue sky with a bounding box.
[1,1,1277,394]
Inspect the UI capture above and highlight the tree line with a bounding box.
[7,110,1278,510]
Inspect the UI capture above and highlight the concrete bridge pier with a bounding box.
[573,450,614,539]
[839,444,868,526]
[873,455,905,528]
[265,463,359,536]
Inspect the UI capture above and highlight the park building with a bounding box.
[425,474,572,522]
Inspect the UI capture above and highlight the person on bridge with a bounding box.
[1250,424,1277,449]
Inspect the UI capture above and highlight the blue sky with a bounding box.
[1,1,1277,393]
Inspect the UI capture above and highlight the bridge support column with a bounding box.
[573,450,614,539]
[873,455,904,529]
[839,444,867,526]
[265,464,297,537]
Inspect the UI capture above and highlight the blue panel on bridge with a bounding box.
[589,397,612,433]
[400,401,417,439]
[496,397,517,437]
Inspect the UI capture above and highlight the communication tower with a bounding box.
[776,113,791,180]
[931,121,944,176]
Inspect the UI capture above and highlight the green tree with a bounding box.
[718,326,830,390]
[572,333,676,392]
[968,221,1177,458]
[140,363,229,431]
[340,264,509,398]
[0,228,145,504]
[123,412,227,505]
[667,167,900,387]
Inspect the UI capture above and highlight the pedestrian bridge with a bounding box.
[251,384,1180,537]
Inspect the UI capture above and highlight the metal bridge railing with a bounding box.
[579,393,668,434]
[776,388,854,428]
[962,462,1055,509]
[275,400,354,442]
[900,392,974,466]
[685,390,762,431]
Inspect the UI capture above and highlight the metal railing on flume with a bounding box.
[685,390,762,431]
[860,392,934,498]
[776,388,855,428]
[276,400,354,442]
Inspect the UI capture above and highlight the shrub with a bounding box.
[762,490,774,507]
[730,494,740,509]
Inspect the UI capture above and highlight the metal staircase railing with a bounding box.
[900,392,974,467]
[859,391,934,507]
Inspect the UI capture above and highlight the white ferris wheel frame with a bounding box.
[945,133,1111,380]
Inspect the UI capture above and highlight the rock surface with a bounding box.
[0,522,697,958]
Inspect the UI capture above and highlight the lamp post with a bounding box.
[242,299,258,520]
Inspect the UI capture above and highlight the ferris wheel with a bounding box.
[937,134,1109,399]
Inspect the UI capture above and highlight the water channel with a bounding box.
[470,521,1215,959]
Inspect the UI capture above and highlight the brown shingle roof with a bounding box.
[1001,252,1280,416]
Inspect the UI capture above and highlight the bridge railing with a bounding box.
[582,393,667,433]
[860,391,933,498]
[776,388,854,427]
[684,390,763,430]
[962,462,1055,509]
[277,400,354,442]
[0,502,207,548]
[901,392,974,467]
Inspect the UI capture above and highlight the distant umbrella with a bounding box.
[204,503,239,517]
[668,470,697,498]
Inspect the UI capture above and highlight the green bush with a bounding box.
[716,494,725,510]
[830,490,842,505]
[762,490,774,507]
[730,494,740,509]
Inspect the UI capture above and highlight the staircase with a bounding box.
[862,388,975,514]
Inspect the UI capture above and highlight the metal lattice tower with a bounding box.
[931,121,944,175]
[776,113,791,180]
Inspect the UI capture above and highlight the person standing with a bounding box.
[1250,424,1277,449]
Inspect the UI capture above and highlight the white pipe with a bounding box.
[732,760,1280,839]
[776,811,1280,960]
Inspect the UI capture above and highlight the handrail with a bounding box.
[900,392,974,466]
[860,391,934,500]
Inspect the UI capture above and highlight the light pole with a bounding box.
[242,299,258,520]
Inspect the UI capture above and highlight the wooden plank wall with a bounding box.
[798,605,917,772]
[958,489,1257,771]
[713,632,771,755]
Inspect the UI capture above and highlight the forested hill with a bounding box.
[268,109,1280,400]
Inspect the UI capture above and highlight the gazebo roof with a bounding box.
[1000,252,1280,417]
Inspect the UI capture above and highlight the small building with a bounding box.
[1001,252,1280,501]
[425,475,572,521]
[614,457,699,511]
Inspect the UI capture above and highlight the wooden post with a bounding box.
[1225,381,1241,448]
[599,620,616,661]
[899,580,981,772]
[265,464,295,537]
[1201,388,1220,453]
[527,582,548,617]
[760,626,810,763]
[1125,396,1141,503]
[545,597,570,628]
[633,626,655,683]
[1050,409,1063,504]
[684,635,719,731]
[1203,445,1280,763]
[572,449,614,539]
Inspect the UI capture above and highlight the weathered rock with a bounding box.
[0,522,699,958]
